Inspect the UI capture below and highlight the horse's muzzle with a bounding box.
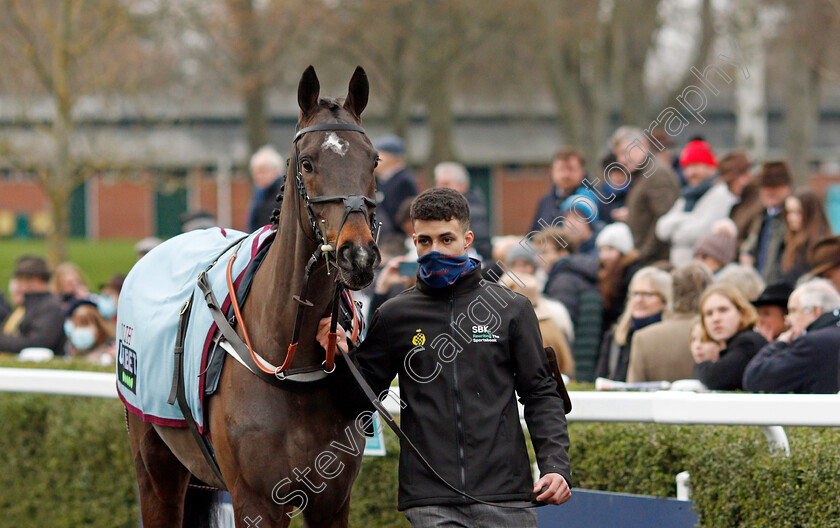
[336,241,380,289]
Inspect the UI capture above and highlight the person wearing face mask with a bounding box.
[317,188,571,527]
[96,274,125,324]
[64,300,115,365]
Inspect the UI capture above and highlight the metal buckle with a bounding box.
[274,366,286,380]
[322,360,336,374]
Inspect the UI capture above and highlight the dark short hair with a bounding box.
[410,188,471,230]
[14,255,50,281]
[553,146,585,167]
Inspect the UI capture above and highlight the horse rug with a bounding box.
[117,226,275,433]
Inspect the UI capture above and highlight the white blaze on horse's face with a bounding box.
[321,132,349,157]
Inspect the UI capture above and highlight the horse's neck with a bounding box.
[246,200,333,370]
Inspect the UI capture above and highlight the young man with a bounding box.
[319,188,571,527]
[0,255,65,354]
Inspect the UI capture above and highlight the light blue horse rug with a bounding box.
[117,226,275,433]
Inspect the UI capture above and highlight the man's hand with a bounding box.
[317,317,348,355]
[776,329,795,343]
[533,473,571,505]
[375,256,411,294]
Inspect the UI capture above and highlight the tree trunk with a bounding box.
[244,85,268,154]
[228,0,268,155]
[46,0,75,266]
[424,71,455,170]
[783,49,820,184]
[732,0,767,162]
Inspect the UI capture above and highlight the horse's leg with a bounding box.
[228,482,295,528]
[302,495,351,528]
[127,412,192,527]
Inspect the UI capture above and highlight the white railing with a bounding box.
[5,367,840,500]
[3,368,840,428]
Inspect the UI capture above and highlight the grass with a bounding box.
[0,238,137,297]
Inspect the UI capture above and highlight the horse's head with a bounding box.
[292,65,381,290]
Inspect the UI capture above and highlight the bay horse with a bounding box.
[126,66,381,527]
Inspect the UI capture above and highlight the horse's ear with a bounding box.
[298,65,320,117]
[343,66,368,119]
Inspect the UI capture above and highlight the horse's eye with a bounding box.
[301,160,314,173]
[373,157,380,168]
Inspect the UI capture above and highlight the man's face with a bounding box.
[412,218,473,257]
[786,291,822,337]
[613,140,647,171]
[251,161,280,190]
[683,163,716,188]
[759,185,791,209]
[551,157,585,193]
[757,305,788,340]
[435,172,468,194]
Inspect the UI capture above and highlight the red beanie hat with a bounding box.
[679,140,717,168]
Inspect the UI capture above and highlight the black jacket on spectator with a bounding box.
[544,255,602,381]
[248,177,285,232]
[377,167,417,236]
[0,291,10,322]
[742,310,840,394]
[0,292,65,354]
[329,267,570,510]
[694,329,767,390]
[464,188,492,262]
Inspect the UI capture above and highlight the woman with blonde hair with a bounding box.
[595,266,672,381]
[693,284,766,390]
[50,262,91,309]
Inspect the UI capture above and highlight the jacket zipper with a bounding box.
[450,294,467,494]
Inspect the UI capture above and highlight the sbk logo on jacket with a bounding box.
[471,324,499,343]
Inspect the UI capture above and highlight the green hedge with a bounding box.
[2,359,840,527]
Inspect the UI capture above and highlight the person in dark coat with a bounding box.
[319,188,571,526]
[0,255,65,355]
[539,227,603,381]
[529,146,600,233]
[434,161,493,262]
[247,145,285,232]
[739,161,793,284]
[373,134,418,237]
[693,284,767,390]
[743,279,840,393]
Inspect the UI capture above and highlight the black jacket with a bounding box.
[376,167,417,236]
[463,188,492,262]
[743,310,840,394]
[0,291,66,354]
[332,267,570,510]
[248,177,285,232]
[694,329,767,390]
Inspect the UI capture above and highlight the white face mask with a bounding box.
[69,326,97,351]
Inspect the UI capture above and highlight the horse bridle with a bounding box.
[290,122,379,253]
[220,121,379,381]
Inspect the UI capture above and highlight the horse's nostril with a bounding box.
[337,243,377,270]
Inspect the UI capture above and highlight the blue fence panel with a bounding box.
[538,489,698,528]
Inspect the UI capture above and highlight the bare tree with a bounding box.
[0,0,166,264]
[613,0,662,127]
[779,0,840,181]
[168,0,315,155]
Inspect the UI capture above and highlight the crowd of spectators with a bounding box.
[358,127,840,394]
[2,126,839,394]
